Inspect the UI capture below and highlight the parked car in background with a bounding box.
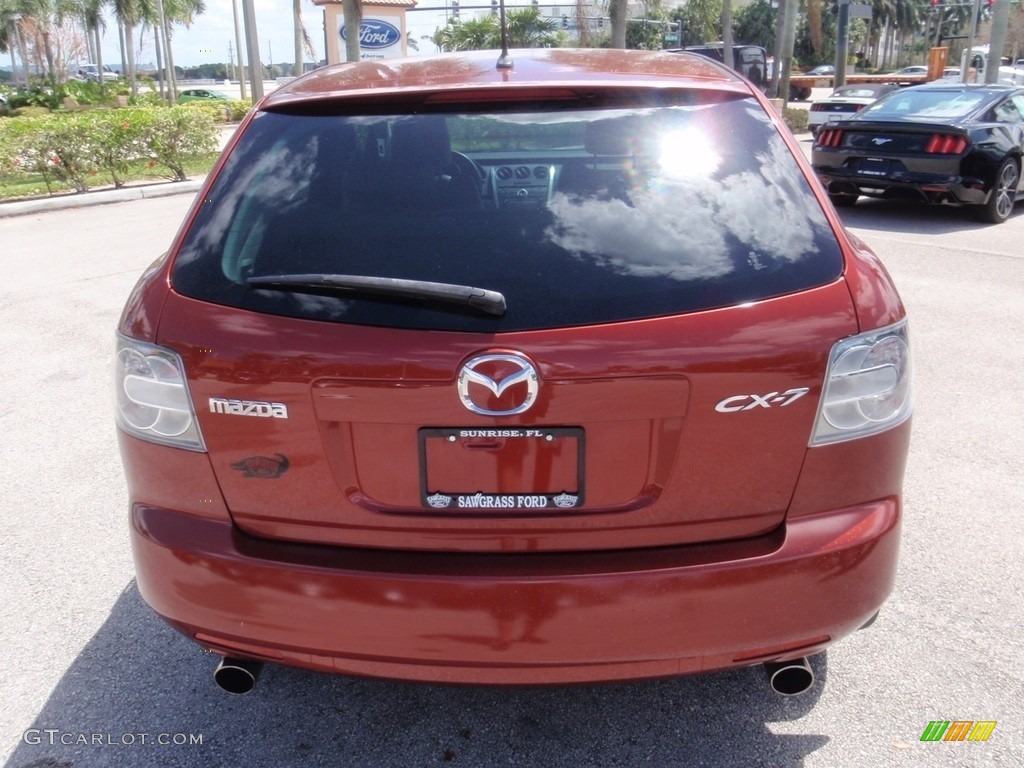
[807,83,899,136]
[77,64,118,82]
[178,88,229,104]
[895,65,928,76]
[813,82,1024,222]
[116,48,911,696]
[805,64,835,76]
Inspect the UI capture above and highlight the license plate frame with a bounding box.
[856,157,890,177]
[418,426,585,513]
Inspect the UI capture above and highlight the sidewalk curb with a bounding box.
[0,179,205,219]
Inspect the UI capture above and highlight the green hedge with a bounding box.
[0,106,218,194]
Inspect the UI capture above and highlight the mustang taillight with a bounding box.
[810,104,825,112]
[816,128,844,148]
[924,133,968,154]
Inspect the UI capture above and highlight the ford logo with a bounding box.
[342,20,401,50]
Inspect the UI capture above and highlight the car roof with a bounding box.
[904,81,1020,94]
[263,49,750,109]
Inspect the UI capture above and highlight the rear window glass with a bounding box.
[171,94,843,332]
[859,89,987,119]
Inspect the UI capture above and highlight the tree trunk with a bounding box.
[294,0,303,76]
[343,0,362,62]
[609,0,627,49]
[124,22,138,96]
[722,0,733,76]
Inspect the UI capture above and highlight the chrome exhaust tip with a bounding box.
[214,657,263,695]
[764,657,814,696]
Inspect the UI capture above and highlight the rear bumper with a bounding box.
[131,496,901,684]
[814,164,986,205]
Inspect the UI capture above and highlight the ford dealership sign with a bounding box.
[342,19,402,50]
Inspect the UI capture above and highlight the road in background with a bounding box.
[1,195,1022,767]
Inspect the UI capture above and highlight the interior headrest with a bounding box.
[389,116,452,170]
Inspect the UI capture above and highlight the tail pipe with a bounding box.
[764,657,814,696]
[214,657,264,695]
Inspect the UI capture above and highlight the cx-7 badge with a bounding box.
[715,388,809,413]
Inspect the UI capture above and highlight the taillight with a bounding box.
[810,321,912,446]
[924,133,968,154]
[816,128,844,148]
[810,104,824,112]
[115,334,206,451]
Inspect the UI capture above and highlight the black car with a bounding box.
[812,83,1024,223]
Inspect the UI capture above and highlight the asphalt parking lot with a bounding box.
[1,170,1022,766]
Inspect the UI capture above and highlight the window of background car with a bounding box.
[171,94,843,333]
[859,90,987,120]
[993,96,1024,123]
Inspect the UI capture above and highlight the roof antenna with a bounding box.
[496,0,513,70]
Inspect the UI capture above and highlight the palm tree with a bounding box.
[433,8,561,52]
[1,1,26,83]
[609,0,627,48]
[504,7,560,47]
[12,0,81,82]
[80,0,106,88]
[293,0,302,75]
[292,0,316,76]
[342,0,360,62]
[111,0,151,96]
[154,0,204,100]
[433,16,496,52]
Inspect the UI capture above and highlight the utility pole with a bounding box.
[242,0,264,101]
[834,0,850,88]
[987,0,1012,84]
[961,0,982,82]
[778,0,799,105]
[233,0,248,100]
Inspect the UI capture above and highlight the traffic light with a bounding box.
[452,0,459,18]
[598,17,604,29]
[562,15,568,29]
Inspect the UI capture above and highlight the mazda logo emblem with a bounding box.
[457,353,539,416]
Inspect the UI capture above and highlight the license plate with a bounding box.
[857,158,890,177]
[419,427,584,512]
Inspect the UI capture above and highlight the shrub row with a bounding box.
[0,106,220,194]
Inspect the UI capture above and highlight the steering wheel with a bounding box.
[451,151,488,194]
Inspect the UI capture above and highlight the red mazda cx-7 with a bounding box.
[115,48,911,695]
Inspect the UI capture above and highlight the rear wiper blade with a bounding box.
[247,273,506,317]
